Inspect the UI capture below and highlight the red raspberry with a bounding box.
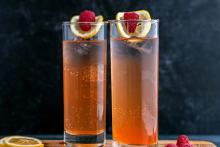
[124,12,139,33]
[165,144,177,147]
[79,10,95,31]
[176,135,190,146]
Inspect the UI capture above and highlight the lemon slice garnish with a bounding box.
[4,136,43,147]
[70,15,104,39]
[0,136,9,147]
[0,136,21,147]
[116,10,151,38]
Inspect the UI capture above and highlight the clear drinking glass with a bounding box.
[110,20,159,147]
[62,22,107,146]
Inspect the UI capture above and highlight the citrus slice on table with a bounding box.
[4,136,43,147]
[70,10,104,39]
[116,10,151,38]
[0,136,9,147]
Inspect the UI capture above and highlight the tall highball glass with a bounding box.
[62,21,107,146]
[110,20,159,147]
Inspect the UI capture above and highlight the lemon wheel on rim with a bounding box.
[116,10,151,38]
[70,15,104,39]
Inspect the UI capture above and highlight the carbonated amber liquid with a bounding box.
[63,40,106,135]
[111,37,159,145]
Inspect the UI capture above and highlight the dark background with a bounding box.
[0,0,220,135]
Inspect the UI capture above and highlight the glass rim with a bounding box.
[108,19,159,23]
[62,21,109,25]
[62,19,159,25]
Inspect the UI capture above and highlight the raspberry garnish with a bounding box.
[165,144,177,147]
[79,10,95,31]
[176,135,190,146]
[124,12,139,33]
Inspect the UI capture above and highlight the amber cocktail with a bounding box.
[110,19,159,147]
[62,21,107,146]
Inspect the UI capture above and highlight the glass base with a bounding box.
[112,141,158,147]
[64,132,105,147]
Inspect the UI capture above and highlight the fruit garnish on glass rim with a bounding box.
[116,10,151,38]
[79,10,96,31]
[124,12,139,33]
[70,10,104,39]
